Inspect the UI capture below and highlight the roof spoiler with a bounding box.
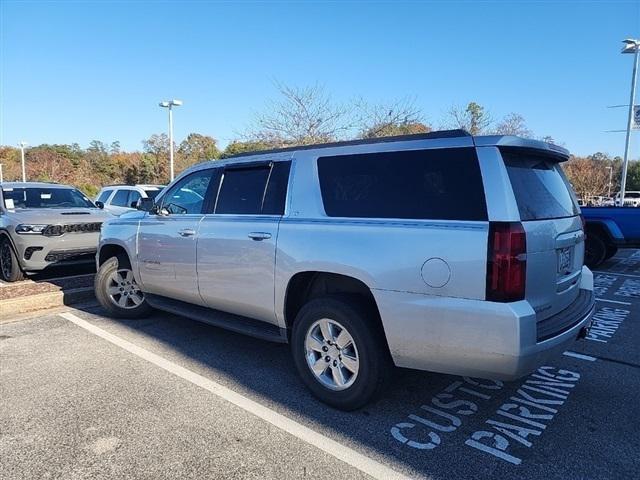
[474,135,570,161]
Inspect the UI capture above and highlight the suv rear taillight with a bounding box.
[486,222,526,302]
[580,214,587,239]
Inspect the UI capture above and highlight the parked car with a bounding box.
[95,184,164,216]
[582,206,640,267]
[613,191,640,207]
[0,182,111,282]
[95,131,595,410]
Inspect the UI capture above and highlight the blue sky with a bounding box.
[1,0,639,157]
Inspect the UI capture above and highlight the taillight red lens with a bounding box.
[486,222,527,302]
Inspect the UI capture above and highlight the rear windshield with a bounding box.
[144,189,161,199]
[502,150,579,221]
[1,187,95,209]
[318,147,487,221]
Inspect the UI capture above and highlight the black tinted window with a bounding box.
[216,167,270,214]
[262,162,291,215]
[161,170,213,215]
[317,148,487,221]
[502,150,579,221]
[111,190,130,207]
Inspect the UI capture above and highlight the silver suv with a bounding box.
[0,182,111,282]
[95,131,595,410]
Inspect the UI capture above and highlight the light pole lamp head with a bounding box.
[170,99,183,107]
[159,101,170,108]
[621,38,640,54]
[19,141,27,148]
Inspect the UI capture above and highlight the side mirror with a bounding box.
[136,198,155,212]
[95,201,104,209]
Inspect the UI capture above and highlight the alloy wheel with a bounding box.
[106,268,144,309]
[304,318,359,391]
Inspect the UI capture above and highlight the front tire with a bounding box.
[291,296,392,410]
[0,237,25,282]
[95,256,152,318]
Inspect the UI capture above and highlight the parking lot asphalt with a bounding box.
[1,250,639,480]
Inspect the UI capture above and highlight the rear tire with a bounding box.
[95,255,152,318]
[291,296,392,411]
[604,245,618,262]
[0,237,25,283]
[584,233,607,268]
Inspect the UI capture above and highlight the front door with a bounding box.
[137,168,216,305]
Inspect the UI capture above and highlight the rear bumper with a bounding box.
[373,266,595,380]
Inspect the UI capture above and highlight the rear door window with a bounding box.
[317,148,487,221]
[111,189,130,207]
[501,150,579,221]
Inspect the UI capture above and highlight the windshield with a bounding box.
[2,187,95,209]
[502,150,579,221]
[144,189,161,200]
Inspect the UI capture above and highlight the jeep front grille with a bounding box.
[43,223,102,236]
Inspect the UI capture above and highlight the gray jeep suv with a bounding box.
[95,130,595,410]
[0,182,111,282]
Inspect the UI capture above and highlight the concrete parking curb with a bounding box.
[0,287,95,322]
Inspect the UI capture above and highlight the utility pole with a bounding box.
[620,39,640,205]
[19,141,27,182]
[0,164,3,183]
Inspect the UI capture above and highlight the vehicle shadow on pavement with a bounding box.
[71,303,522,479]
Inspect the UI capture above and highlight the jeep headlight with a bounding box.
[15,224,48,234]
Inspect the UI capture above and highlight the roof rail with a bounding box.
[226,129,471,158]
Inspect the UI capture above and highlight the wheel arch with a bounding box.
[283,271,389,348]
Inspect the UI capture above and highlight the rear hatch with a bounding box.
[501,148,583,321]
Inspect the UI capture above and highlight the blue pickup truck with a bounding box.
[581,207,640,267]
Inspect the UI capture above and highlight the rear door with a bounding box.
[501,149,583,319]
[196,161,290,325]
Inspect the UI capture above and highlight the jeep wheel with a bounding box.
[0,238,25,282]
[95,256,152,318]
[584,233,606,268]
[291,296,391,410]
[604,245,618,262]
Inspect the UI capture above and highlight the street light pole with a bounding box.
[159,100,183,182]
[0,164,3,183]
[19,141,27,182]
[620,39,640,206]
[607,166,613,197]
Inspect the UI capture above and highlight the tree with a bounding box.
[248,82,352,145]
[178,133,220,171]
[492,113,533,137]
[446,102,492,135]
[356,97,431,138]
[563,157,611,200]
[221,139,284,158]
[625,161,640,190]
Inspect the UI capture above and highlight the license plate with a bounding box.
[557,247,573,274]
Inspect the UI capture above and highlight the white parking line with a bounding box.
[563,351,596,362]
[595,298,632,306]
[59,312,411,480]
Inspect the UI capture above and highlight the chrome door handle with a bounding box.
[178,228,196,237]
[248,232,272,241]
